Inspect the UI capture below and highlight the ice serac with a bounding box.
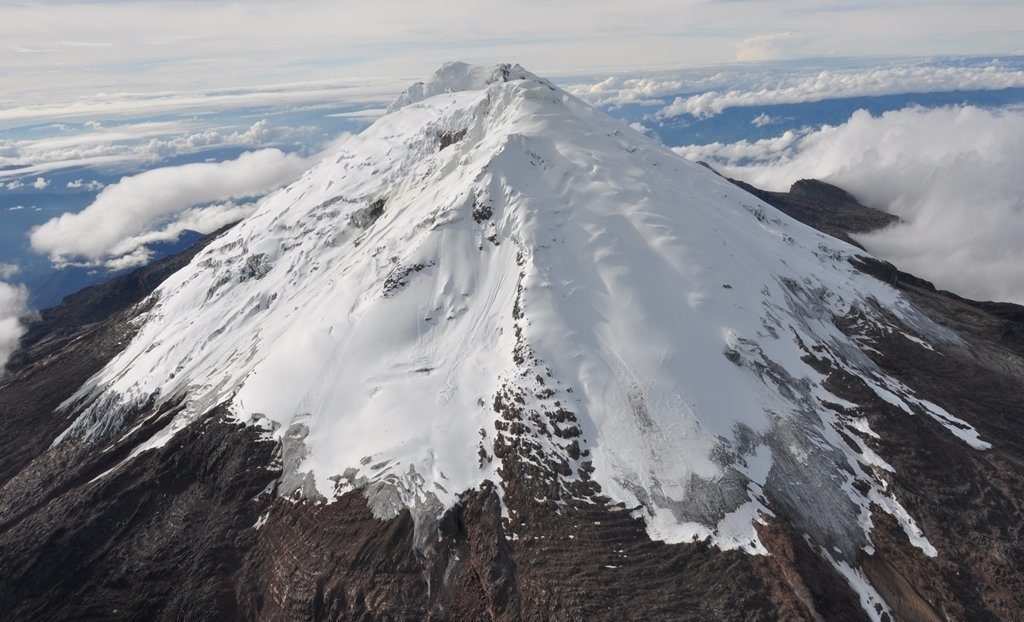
[55,62,988,608]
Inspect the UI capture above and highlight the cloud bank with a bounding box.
[30,148,308,265]
[103,201,260,271]
[676,105,1024,304]
[656,61,1024,118]
[0,281,27,373]
[0,119,311,181]
[568,75,691,107]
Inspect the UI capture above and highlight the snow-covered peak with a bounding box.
[387,62,540,112]
[56,64,988,604]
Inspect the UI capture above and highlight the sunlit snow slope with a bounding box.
[57,64,989,591]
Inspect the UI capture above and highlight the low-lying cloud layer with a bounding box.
[30,148,308,266]
[0,119,312,181]
[677,105,1024,304]
[103,201,260,271]
[570,59,1024,117]
[662,62,1024,118]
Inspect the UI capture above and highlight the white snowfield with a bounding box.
[57,63,987,601]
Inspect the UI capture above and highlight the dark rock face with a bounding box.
[0,411,278,621]
[350,198,386,230]
[1,187,1023,620]
[439,129,468,150]
[837,259,1024,621]
[730,178,899,249]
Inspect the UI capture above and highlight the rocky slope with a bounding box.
[726,177,899,250]
[0,64,1021,621]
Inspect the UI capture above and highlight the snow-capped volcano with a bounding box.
[53,63,991,612]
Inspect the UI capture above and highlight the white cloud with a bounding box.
[4,179,24,190]
[672,129,805,165]
[567,75,686,107]
[629,121,651,135]
[7,205,25,211]
[0,79,401,126]
[657,61,1024,118]
[32,176,49,189]
[104,200,259,270]
[30,148,308,264]
[140,118,300,158]
[0,263,18,279]
[0,119,313,181]
[567,67,768,109]
[735,32,793,62]
[100,247,154,273]
[67,178,105,190]
[0,156,136,181]
[679,105,1024,304]
[0,280,27,373]
[18,120,195,154]
[751,112,777,127]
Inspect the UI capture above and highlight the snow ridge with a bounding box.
[56,63,986,580]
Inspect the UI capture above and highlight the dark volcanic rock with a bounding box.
[729,177,899,249]
[0,410,278,621]
[834,263,1024,621]
[852,255,1024,357]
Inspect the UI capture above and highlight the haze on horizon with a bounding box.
[3,0,1022,105]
